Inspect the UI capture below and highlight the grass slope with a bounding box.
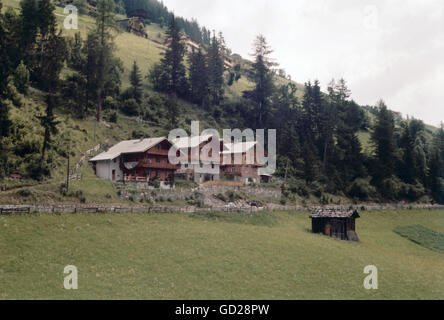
[1,209,444,299]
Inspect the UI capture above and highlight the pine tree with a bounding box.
[206,33,224,106]
[188,48,208,106]
[19,0,39,68]
[31,1,66,163]
[429,125,444,202]
[149,14,188,97]
[371,100,396,185]
[130,60,142,103]
[328,79,364,186]
[94,0,118,122]
[244,34,276,128]
[37,0,56,37]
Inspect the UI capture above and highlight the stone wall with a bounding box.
[119,185,282,202]
[1,203,443,215]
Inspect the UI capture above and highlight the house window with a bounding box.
[231,167,235,173]
[157,145,161,150]
[184,164,188,168]
[157,158,161,163]
[211,163,215,169]
[245,166,249,173]
[166,158,169,164]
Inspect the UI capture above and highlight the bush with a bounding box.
[103,96,117,110]
[131,130,145,139]
[379,176,402,200]
[149,179,160,189]
[348,178,377,200]
[17,188,32,197]
[109,111,117,123]
[26,159,50,181]
[310,181,323,198]
[121,98,139,116]
[13,61,30,94]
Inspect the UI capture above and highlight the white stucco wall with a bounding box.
[95,157,123,181]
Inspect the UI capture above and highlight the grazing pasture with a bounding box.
[1,209,444,299]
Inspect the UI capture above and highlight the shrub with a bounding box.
[26,159,50,181]
[131,130,145,139]
[17,188,32,197]
[149,180,160,189]
[348,178,377,200]
[13,61,30,94]
[121,98,139,116]
[103,96,117,110]
[109,111,117,123]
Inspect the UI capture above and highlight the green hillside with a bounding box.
[1,209,444,299]
[1,0,443,206]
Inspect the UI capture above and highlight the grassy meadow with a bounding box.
[1,209,444,300]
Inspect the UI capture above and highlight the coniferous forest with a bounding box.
[1,0,444,204]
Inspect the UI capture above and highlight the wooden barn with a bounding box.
[310,208,360,241]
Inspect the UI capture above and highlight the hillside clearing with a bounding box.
[1,209,444,299]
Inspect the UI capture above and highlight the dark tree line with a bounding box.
[146,29,444,203]
[149,15,225,109]
[0,0,123,179]
[1,0,444,203]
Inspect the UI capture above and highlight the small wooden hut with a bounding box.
[310,208,360,241]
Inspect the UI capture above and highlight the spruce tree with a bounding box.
[149,14,188,97]
[206,33,224,106]
[94,0,118,122]
[130,60,142,103]
[244,34,276,128]
[19,0,39,68]
[371,100,396,185]
[188,48,208,106]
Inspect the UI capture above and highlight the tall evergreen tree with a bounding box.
[188,48,208,106]
[329,79,365,186]
[94,0,118,122]
[148,14,188,97]
[429,125,444,202]
[19,0,39,68]
[244,34,276,128]
[129,60,142,103]
[206,33,224,106]
[27,0,67,164]
[371,100,396,185]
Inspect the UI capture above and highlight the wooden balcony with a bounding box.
[136,160,179,170]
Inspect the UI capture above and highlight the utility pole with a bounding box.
[66,145,70,193]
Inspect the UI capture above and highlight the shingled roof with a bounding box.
[310,208,360,219]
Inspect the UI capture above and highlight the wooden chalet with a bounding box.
[118,17,147,38]
[89,138,179,182]
[221,141,264,184]
[173,135,224,183]
[310,208,360,241]
[165,33,200,54]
